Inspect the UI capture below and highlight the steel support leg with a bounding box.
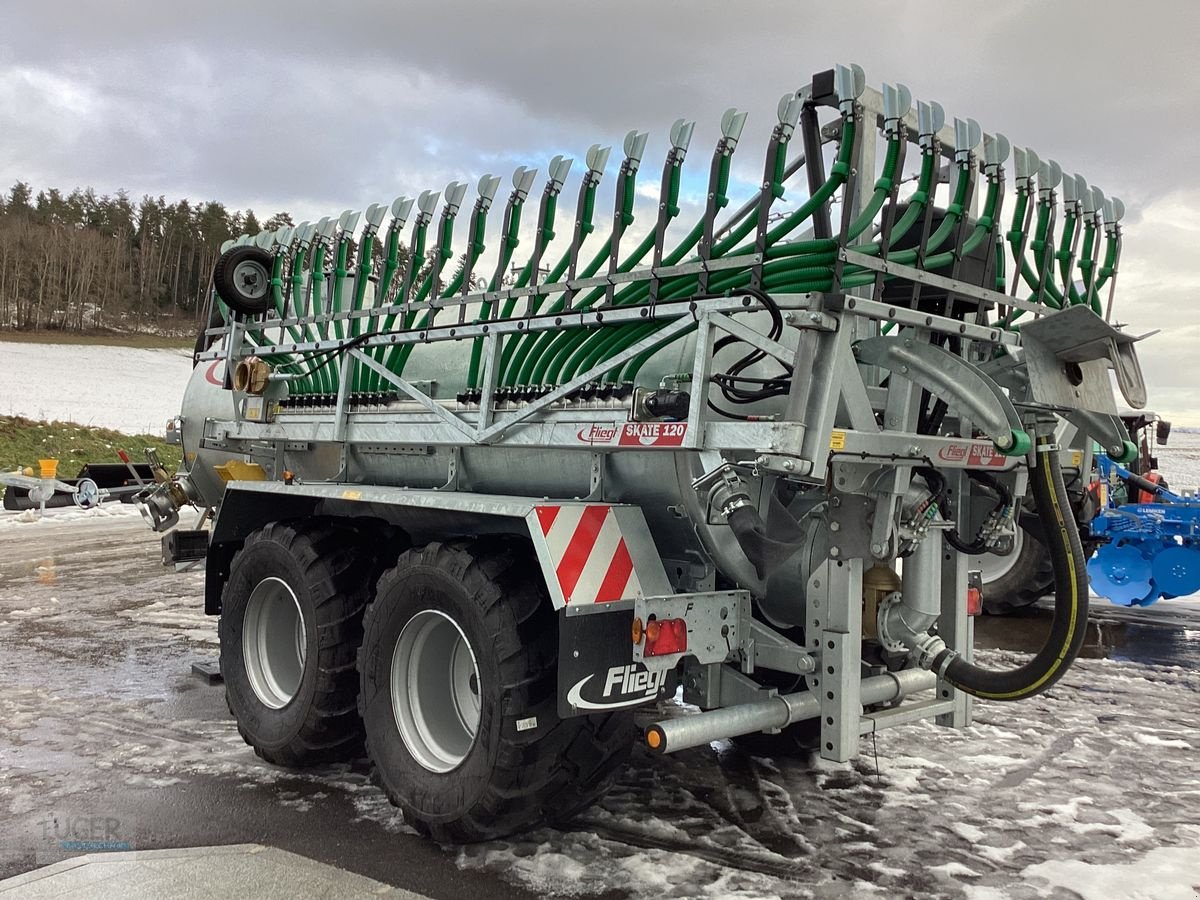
[812,556,863,761]
[937,470,974,728]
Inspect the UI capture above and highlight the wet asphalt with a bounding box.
[1,510,1197,898]
[0,513,545,900]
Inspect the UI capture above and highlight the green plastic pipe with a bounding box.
[465,191,530,389]
[556,134,846,383]
[1056,209,1083,306]
[350,232,376,338]
[368,216,430,391]
[330,238,350,341]
[508,176,607,387]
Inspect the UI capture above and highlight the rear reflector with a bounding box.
[967,586,983,616]
[644,618,687,656]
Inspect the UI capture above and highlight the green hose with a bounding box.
[1057,209,1083,306]
[307,241,335,393]
[350,232,376,338]
[360,225,406,391]
[391,209,464,377]
[1094,228,1118,293]
[507,176,608,387]
[330,238,349,341]
[556,118,855,385]
[1004,196,1066,327]
[1077,217,1101,314]
[275,96,1119,401]
[465,190,530,388]
[368,216,430,391]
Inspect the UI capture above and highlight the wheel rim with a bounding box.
[242,576,307,709]
[232,259,270,300]
[969,527,1025,586]
[390,609,481,773]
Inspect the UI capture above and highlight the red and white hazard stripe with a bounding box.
[533,505,642,605]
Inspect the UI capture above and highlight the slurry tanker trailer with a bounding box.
[139,65,1146,841]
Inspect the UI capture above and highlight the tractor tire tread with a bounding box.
[360,538,633,842]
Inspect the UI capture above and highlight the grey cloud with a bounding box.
[2,0,1199,419]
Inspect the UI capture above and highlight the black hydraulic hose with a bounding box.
[933,445,1088,700]
[726,500,806,580]
[1124,470,1165,497]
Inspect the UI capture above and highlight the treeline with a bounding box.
[0,181,292,333]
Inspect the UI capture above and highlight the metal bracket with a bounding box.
[437,447,460,491]
[1062,409,1130,459]
[586,452,604,500]
[742,618,817,676]
[633,590,749,672]
[683,661,775,710]
[854,334,1023,449]
[1018,304,1148,410]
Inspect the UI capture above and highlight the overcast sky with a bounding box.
[2,0,1199,421]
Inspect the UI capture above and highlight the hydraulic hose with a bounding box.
[933,444,1088,700]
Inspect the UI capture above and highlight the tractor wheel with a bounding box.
[358,539,634,842]
[219,521,372,766]
[972,525,1056,615]
[213,245,274,316]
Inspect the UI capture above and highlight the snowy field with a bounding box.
[1156,428,1200,491]
[0,340,194,435]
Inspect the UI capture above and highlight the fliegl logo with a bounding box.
[938,443,968,463]
[566,664,669,710]
[577,424,619,445]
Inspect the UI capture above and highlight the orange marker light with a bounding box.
[631,617,644,644]
[646,729,662,750]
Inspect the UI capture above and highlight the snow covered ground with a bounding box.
[0,340,193,435]
[1156,429,1200,491]
[0,514,1198,899]
[0,501,143,531]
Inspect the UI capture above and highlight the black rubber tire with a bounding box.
[358,539,635,842]
[219,521,372,767]
[980,522,1056,615]
[213,245,274,316]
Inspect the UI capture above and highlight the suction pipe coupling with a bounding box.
[233,356,272,395]
[708,467,755,517]
[877,526,947,664]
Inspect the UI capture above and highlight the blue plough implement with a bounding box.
[1088,451,1200,606]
